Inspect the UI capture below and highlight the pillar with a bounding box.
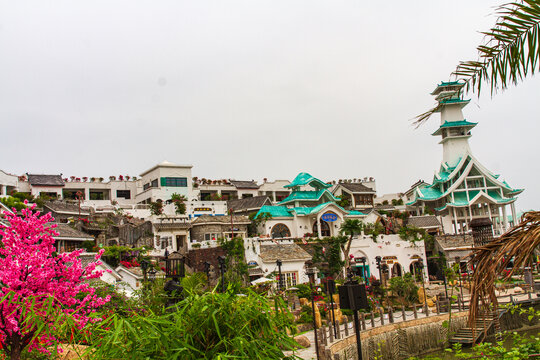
[317,216,322,238]
[502,205,508,231]
[452,207,458,235]
[0,185,5,196]
[272,191,276,203]
[511,202,517,227]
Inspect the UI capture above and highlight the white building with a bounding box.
[349,234,428,284]
[407,81,523,235]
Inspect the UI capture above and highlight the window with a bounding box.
[151,179,159,188]
[271,223,291,238]
[204,233,220,241]
[278,272,298,288]
[160,236,172,249]
[143,183,150,191]
[161,177,187,187]
[116,190,131,199]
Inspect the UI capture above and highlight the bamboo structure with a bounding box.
[468,211,540,338]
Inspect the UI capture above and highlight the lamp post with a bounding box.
[204,261,211,282]
[305,264,320,360]
[327,278,337,338]
[140,259,149,291]
[418,259,428,316]
[276,259,283,291]
[338,268,367,360]
[375,256,383,305]
[148,267,157,282]
[218,255,227,293]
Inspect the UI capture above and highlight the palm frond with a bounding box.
[414,1,540,126]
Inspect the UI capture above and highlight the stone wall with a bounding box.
[186,246,227,284]
[329,312,469,360]
[191,224,225,242]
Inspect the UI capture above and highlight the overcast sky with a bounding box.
[0,1,537,211]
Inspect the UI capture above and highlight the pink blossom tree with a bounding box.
[0,204,110,359]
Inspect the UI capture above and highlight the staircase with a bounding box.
[449,315,496,345]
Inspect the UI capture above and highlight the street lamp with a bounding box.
[305,264,320,360]
[204,261,211,283]
[148,267,157,282]
[218,255,227,293]
[276,259,283,291]
[141,259,149,283]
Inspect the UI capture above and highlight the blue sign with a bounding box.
[321,212,338,222]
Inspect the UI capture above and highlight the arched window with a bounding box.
[271,223,291,238]
[312,220,331,237]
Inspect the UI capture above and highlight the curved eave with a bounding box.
[431,123,477,136]
[278,191,338,205]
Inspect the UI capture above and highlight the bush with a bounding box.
[84,289,298,359]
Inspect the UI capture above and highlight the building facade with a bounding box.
[407,82,523,235]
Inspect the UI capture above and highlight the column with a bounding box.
[351,193,356,209]
[317,216,322,238]
[502,205,508,231]
[452,207,458,234]
[511,202,518,227]
[1,185,5,196]
[272,191,276,203]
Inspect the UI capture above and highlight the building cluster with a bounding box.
[0,82,524,293]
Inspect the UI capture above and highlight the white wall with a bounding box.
[349,234,428,281]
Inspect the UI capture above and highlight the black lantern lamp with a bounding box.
[140,259,149,283]
[455,256,464,300]
[338,269,369,360]
[276,259,283,291]
[203,261,211,282]
[148,266,157,282]
[218,255,227,293]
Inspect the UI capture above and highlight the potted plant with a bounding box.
[118,175,124,181]
[109,176,116,181]
[90,177,96,182]
[126,176,131,181]
[70,176,76,182]
[132,176,137,181]
[99,177,104,182]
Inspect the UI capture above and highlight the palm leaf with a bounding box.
[413,0,540,127]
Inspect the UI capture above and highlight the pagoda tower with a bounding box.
[407,82,523,235]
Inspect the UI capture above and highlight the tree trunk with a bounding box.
[7,334,23,360]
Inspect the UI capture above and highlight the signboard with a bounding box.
[194,207,212,212]
[248,261,258,266]
[321,212,338,222]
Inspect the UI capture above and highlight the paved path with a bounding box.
[288,292,534,359]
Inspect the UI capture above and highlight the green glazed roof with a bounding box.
[256,205,293,218]
[347,210,365,216]
[284,172,331,189]
[278,189,338,205]
[432,120,478,136]
[440,98,470,104]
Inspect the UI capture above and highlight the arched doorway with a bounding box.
[391,263,403,277]
[271,223,291,238]
[410,261,423,280]
[312,220,331,237]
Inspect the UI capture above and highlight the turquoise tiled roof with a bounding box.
[255,205,293,218]
[284,172,331,189]
[255,202,347,219]
[440,98,470,105]
[432,120,477,136]
[278,189,338,205]
[417,186,443,200]
[347,210,365,216]
[438,81,463,87]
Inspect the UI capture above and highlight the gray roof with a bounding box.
[374,204,395,210]
[259,243,312,262]
[52,223,94,240]
[227,196,272,212]
[191,214,250,225]
[229,180,260,189]
[154,222,191,231]
[27,174,64,186]
[338,182,376,193]
[407,215,441,229]
[44,201,90,215]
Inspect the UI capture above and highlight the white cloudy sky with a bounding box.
[0,1,537,211]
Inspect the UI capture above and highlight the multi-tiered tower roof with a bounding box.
[408,82,523,235]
